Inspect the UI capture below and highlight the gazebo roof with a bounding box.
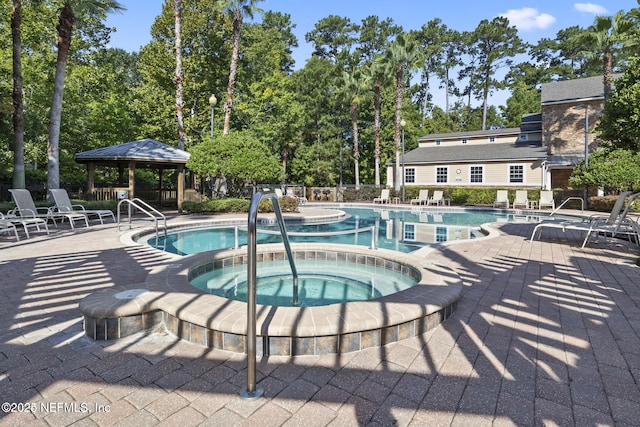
[75,138,190,167]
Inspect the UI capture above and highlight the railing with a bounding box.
[243,191,299,400]
[550,197,585,216]
[117,198,167,241]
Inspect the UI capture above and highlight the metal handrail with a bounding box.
[550,197,584,216]
[243,191,300,400]
[116,198,167,241]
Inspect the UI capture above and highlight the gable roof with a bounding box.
[75,138,190,165]
[541,74,621,105]
[400,142,547,165]
[418,127,523,142]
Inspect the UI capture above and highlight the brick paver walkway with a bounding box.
[0,214,639,426]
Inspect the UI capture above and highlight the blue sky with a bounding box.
[106,1,633,61]
[105,1,634,105]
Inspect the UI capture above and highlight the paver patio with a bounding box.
[0,209,639,426]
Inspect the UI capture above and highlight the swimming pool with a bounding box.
[147,206,548,255]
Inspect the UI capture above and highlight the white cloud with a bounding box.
[499,8,556,31]
[574,3,609,15]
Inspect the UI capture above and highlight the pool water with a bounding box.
[190,258,416,307]
[149,207,547,255]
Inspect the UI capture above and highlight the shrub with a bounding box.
[182,196,298,214]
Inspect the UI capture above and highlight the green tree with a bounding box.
[569,148,640,192]
[47,0,124,191]
[187,131,283,196]
[574,10,637,99]
[219,0,264,136]
[501,83,541,128]
[386,33,420,191]
[465,17,525,130]
[596,58,640,151]
[305,15,357,62]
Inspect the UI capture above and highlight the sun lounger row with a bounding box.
[2,189,115,240]
[494,190,555,210]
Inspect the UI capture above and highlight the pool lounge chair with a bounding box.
[512,190,529,209]
[530,191,635,248]
[0,213,20,241]
[411,189,429,205]
[49,189,115,224]
[10,188,88,230]
[373,189,390,204]
[539,191,555,210]
[427,190,448,206]
[493,190,509,208]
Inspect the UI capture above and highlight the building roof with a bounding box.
[541,74,621,105]
[75,138,190,165]
[417,127,525,142]
[400,142,548,165]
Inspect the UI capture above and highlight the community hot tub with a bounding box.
[79,243,463,356]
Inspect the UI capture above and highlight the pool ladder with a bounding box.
[242,191,298,400]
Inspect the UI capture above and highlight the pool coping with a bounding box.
[79,243,463,356]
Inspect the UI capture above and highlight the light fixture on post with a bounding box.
[400,119,406,203]
[209,94,217,139]
[573,104,589,208]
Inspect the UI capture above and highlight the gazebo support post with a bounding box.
[128,161,136,199]
[87,163,95,200]
[178,165,185,212]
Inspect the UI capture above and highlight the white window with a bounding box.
[405,167,416,183]
[509,164,525,183]
[435,140,441,146]
[436,167,448,183]
[489,136,496,143]
[461,138,468,144]
[470,166,484,183]
[404,223,415,241]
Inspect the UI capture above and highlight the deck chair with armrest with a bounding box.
[49,189,115,224]
[538,191,555,210]
[530,191,633,247]
[373,189,390,204]
[493,190,509,208]
[411,189,429,205]
[512,190,529,209]
[10,188,87,230]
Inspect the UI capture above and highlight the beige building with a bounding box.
[388,75,611,191]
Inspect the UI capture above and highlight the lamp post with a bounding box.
[573,104,589,208]
[209,94,217,138]
[400,119,406,203]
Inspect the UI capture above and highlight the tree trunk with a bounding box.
[373,79,381,186]
[174,0,185,150]
[603,48,613,101]
[11,0,25,189]
[47,3,73,192]
[351,101,360,190]
[394,64,403,192]
[223,8,242,136]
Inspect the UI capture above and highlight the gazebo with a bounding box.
[74,138,190,210]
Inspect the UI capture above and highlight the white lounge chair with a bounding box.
[411,189,429,205]
[49,189,115,224]
[512,190,529,209]
[0,213,20,241]
[493,190,509,208]
[538,191,555,210]
[427,190,447,206]
[530,191,636,248]
[373,189,390,204]
[10,188,87,230]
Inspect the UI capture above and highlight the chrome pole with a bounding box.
[240,192,263,401]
